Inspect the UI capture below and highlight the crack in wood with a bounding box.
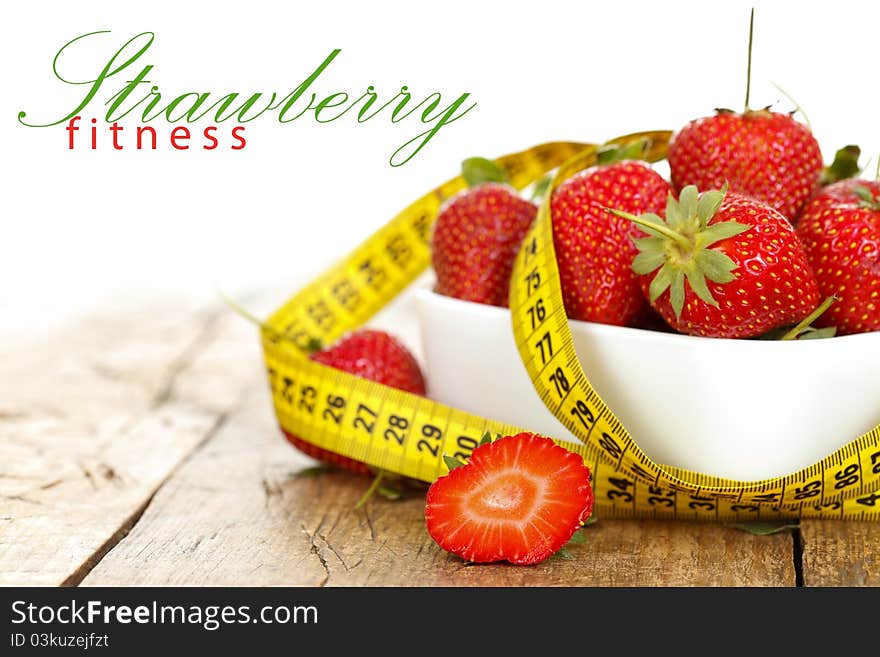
[793,528,805,587]
[106,307,225,442]
[0,493,44,506]
[0,410,30,420]
[149,309,225,411]
[260,476,283,510]
[62,411,233,586]
[1,297,271,586]
[301,522,330,587]
[318,533,352,571]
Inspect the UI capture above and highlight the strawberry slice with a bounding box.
[425,433,593,565]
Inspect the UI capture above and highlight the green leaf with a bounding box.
[479,432,493,446]
[566,530,588,545]
[596,138,648,165]
[554,547,574,561]
[780,295,838,341]
[855,186,874,202]
[678,185,699,219]
[461,157,508,187]
[377,485,403,501]
[648,262,675,302]
[530,176,553,201]
[665,194,685,230]
[305,337,324,354]
[633,236,666,255]
[696,189,726,226]
[855,186,880,209]
[699,221,751,246]
[669,269,686,318]
[292,465,336,478]
[443,454,466,471]
[583,515,598,526]
[632,250,666,275]
[694,249,738,283]
[684,268,718,308]
[821,145,861,185]
[730,522,799,536]
[797,326,837,340]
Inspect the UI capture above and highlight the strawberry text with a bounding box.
[18,32,477,166]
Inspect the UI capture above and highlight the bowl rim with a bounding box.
[415,288,880,350]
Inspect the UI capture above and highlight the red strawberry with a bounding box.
[667,11,823,222]
[432,158,536,307]
[551,159,671,325]
[425,433,593,565]
[668,110,822,222]
[284,330,426,474]
[609,185,821,338]
[796,179,880,335]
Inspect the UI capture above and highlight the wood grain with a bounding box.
[800,520,880,586]
[8,292,869,588]
[0,301,260,585]
[83,382,796,587]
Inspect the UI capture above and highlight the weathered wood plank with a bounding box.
[83,381,796,587]
[0,301,260,585]
[800,520,880,586]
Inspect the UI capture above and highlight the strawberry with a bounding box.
[432,158,536,307]
[283,329,426,474]
[795,179,880,335]
[667,11,823,222]
[425,433,593,565]
[551,158,671,325]
[609,185,821,338]
[668,111,822,222]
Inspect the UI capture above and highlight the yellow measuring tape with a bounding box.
[261,131,880,521]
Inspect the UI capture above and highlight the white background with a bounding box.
[2,0,879,336]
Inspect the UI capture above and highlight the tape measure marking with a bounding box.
[261,136,880,521]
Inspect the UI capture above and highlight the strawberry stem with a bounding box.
[772,82,811,129]
[217,287,321,352]
[218,287,266,329]
[354,469,386,509]
[607,208,692,250]
[744,7,755,112]
[609,186,747,320]
[780,295,836,341]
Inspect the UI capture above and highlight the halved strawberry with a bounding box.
[425,433,593,565]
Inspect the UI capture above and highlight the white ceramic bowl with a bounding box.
[416,289,880,481]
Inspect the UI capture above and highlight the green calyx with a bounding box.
[780,296,837,340]
[441,432,497,472]
[531,175,553,202]
[608,185,750,319]
[821,145,862,185]
[596,138,649,165]
[854,185,880,211]
[461,157,509,188]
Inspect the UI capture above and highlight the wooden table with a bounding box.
[2,296,877,587]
